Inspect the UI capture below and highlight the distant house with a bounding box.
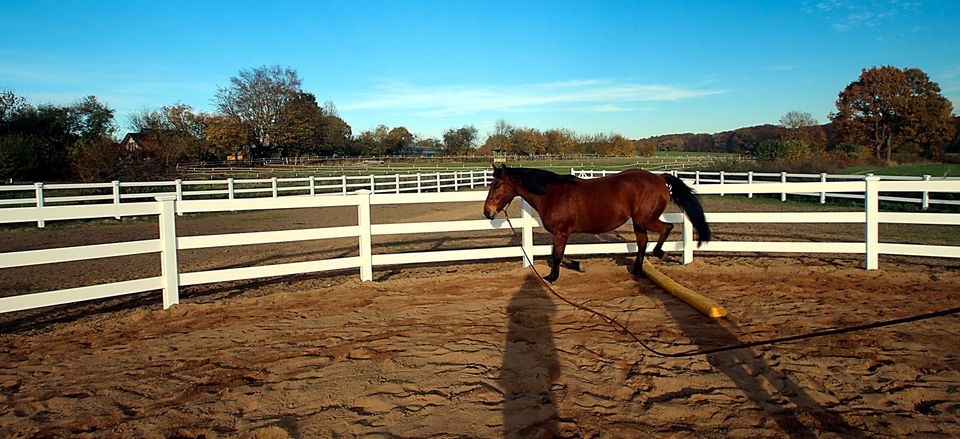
[120,131,163,153]
[120,132,144,152]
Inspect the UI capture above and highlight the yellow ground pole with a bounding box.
[642,260,727,318]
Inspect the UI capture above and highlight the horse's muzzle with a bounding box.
[483,208,495,220]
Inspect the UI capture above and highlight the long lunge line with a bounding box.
[500,211,960,359]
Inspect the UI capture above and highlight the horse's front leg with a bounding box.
[544,232,570,283]
[632,224,650,276]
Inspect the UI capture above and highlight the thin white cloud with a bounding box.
[340,79,724,117]
[811,0,917,32]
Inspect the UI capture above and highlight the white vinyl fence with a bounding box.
[0,169,492,228]
[574,169,960,209]
[1,177,958,315]
[6,168,957,229]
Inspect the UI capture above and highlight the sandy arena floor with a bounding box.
[1,199,959,438]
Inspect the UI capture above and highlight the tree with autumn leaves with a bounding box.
[212,65,353,159]
[109,66,354,178]
[476,119,648,156]
[0,93,119,182]
[831,66,955,161]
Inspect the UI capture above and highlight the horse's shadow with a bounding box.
[500,274,561,438]
[641,278,867,438]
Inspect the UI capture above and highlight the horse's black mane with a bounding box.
[498,166,579,195]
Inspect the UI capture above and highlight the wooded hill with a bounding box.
[634,117,960,156]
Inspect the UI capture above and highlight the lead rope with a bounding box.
[499,210,960,358]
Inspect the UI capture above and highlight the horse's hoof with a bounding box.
[652,249,665,259]
[570,261,583,272]
[543,275,558,283]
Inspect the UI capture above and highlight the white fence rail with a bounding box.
[0,169,493,228]
[575,169,960,208]
[7,168,958,229]
[1,178,959,315]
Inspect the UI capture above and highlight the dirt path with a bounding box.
[1,255,959,438]
[1,195,959,437]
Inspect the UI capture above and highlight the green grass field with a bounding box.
[838,163,957,177]
[495,153,744,173]
[178,153,745,179]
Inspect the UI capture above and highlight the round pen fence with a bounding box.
[574,169,960,208]
[0,175,958,315]
[4,169,958,228]
[0,170,492,228]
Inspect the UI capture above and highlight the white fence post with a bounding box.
[469,170,475,189]
[747,171,754,199]
[112,180,121,219]
[819,173,827,204]
[357,190,373,281]
[271,177,278,197]
[865,176,880,270]
[521,199,535,268]
[34,182,45,228]
[394,174,400,194]
[370,175,376,192]
[780,172,788,202]
[921,175,931,210]
[309,176,316,196]
[175,179,184,216]
[416,173,422,193]
[694,171,701,185]
[342,175,348,195]
[436,172,441,192]
[156,195,180,309]
[682,213,694,265]
[719,171,725,197]
[227,178,235,200]
[454,172,459,191]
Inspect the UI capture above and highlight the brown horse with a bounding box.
[483,165,710,282]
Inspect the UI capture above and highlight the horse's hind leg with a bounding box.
[560,258,582,271]
[631,224,649,276]
[645,218,674,259]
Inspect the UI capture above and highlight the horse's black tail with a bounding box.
[663,174,711,246]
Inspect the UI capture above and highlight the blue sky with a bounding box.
[1,0,958,139]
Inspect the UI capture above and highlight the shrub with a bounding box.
[831,142,865,158]
[752,139,811,161]
[781,139,812,161]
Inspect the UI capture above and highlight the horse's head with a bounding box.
[483,164,518,220]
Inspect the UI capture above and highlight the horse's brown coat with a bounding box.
[484,166,708,282]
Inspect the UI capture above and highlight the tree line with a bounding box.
[0,65,651,182]
[639,66,957,164]
[1,64,956,182]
